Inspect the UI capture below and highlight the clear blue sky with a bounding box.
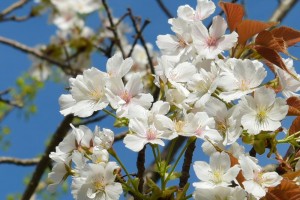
[0,0,300,199]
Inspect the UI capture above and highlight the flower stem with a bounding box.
[163,137,196,189]
[103,109,117,118]
[109,148,139,193]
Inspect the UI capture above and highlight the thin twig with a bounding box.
[101,0,126,58]
[179,140,196,188]
[127,19,150,58]
[0,98,22,108]
[0,157,40,166]
[128,9,155,75]
[114,132,128,142]
[156,0,173,19]
[0,14,34,22]
[74,114,108,126]
[0,36,72,74]
[0,0,30,17]
[21,115,74,200]
[269,0,298,22]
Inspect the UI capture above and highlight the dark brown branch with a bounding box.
[179,140,196,188]
[127,18,150,58]
[128,9,155,75]
[74,114,108,126]
[0,0,30,18]
[156,0,173,19]
[0,36,72,74]
[101,0,126,58]
[21,115,74,200]
[0,157,40,166]
[0,14,34,22]
[136,146,146,196]
[114,131,128,142]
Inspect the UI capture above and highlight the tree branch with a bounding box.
[155,0,173,19]
[269,0,298,22]
[179,140,196,188]
[128,9,155,75]
[0,36,73,74]
[136,146,146,196]
[0,0,30,18]
[101,0,126,58]
[0,156,39,166]
[21,115,74,200]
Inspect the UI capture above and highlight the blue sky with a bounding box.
[0,0,300,199]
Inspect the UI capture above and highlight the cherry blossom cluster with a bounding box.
[48,0,300,199]
[48,124,123,199]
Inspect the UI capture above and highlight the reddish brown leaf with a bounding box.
[272,26,300,47]
[265,178,300,200]
[287,97,300,116]
[288,106,300,116]
[287,97,300,110]
[254,46,293,75]
[256,30,287,53]
[228,153,245,186]
[219,2,244,32]
[236,20,277,45]
[289,116,300,135]
[283,170,300,180]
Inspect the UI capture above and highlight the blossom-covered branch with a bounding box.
[21,115,74,200]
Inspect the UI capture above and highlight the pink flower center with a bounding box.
[195,128,204,136]
[146,129,157,140]
[193,13,202,21]
[206,37,217,47]
[121,90,132,104]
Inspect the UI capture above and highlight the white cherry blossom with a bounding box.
[105,53,133,78]
[124,115,176,152]
[71,162,122,200]
[239,155,282,199]
[177,0,216,22]
[238,87,288,135]
[193,151,240,189]
[105,73,153,117]
[217,58,267,102]
[59,67,108,118]
[193,186,247,200]
[192,16,238,59]
[276,58,300,98]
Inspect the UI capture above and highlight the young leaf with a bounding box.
[265,178,300,200]
[219,2,244,32]
[287,96,300,116]
[255,30,287,53]
[254,46,294,77]
[236,20,277,45]
[289,116,300,136]
[272,26,300,47]
[282,170,300,180]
